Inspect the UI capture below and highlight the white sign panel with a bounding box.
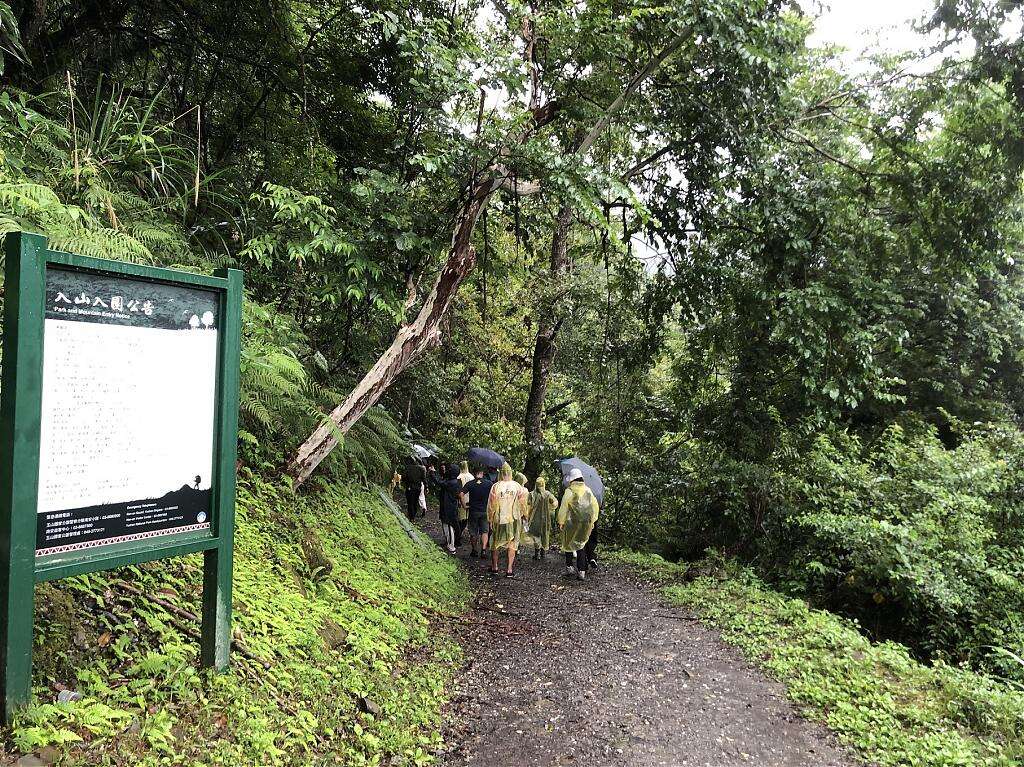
[36,268,219,556]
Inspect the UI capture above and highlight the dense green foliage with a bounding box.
[554,5,1024,687]
[619,551,1024,767]
[3,474,466,765]
[3,0,1024,761]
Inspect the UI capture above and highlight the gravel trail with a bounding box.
[418,513,859,767]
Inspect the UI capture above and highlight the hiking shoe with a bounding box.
[563,566,576,578]
[578,570,587,581]
[506,571,515,579]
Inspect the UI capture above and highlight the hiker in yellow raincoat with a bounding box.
[487,463,528,578]
[558,468,600,581]
[527,476,558,559]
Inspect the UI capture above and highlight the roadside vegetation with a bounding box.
[617,551,1024,767]
[4,475,466,766]
[2,0,1024,763]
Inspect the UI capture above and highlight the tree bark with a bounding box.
[19,1,48,47]
[523,205,573,481]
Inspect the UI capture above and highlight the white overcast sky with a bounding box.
[808,0,945,61]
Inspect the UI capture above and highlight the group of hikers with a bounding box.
[394,457,600,580]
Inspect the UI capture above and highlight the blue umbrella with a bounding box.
[558,457,604,505]
[467,447,506,469]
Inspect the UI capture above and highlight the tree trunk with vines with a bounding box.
[523,204,572,481]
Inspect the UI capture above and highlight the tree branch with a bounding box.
[288,23,697,487]
[577,27,692,157]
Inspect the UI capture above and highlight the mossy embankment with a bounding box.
[2,472,467,766]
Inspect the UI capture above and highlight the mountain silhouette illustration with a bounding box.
[37,484,212,552]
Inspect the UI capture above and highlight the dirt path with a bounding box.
[418,513,858,767]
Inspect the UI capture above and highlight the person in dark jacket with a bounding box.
[399,458,426,521]
[427,458,446,523]
[461,466,494,558]
[429,463,463,554]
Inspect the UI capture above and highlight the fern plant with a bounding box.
[339,404,407,483]
[0,89,194,264]
[0,87,408,485]
[238,301,406,482]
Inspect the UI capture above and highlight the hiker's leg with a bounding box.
[584,529,598,566]
[576,549,587,574]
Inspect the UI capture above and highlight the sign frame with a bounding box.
[0,232,243,721]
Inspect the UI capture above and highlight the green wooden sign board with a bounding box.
[0,232,243,722]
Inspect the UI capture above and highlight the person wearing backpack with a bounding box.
[461,465,494,558]
[398,458,426,521]
[527,476,558,559]
[457,460,475,540]
[558,468,600,581]
[429,462,464,554]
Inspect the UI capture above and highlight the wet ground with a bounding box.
[418,513,859,767]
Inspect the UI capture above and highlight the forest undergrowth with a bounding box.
[1,475,468,766]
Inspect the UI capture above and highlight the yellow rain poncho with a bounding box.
[457,461,475,522]
[527,477,558,549]
[558,480,600,553]
[487,463,528,551]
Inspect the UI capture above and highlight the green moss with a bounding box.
[622,552,1024,767]
[3,472,468,766]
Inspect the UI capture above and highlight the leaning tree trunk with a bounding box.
[287,176,499,487]
[523,205,573,481]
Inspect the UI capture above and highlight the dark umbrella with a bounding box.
[558,457,604,505]
[467,447,506,469]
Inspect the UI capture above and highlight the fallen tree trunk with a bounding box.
[287,175,500,486]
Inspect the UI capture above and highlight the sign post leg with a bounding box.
[0,232,47,721]
[200,545,232,669]
[201,267,242,670]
